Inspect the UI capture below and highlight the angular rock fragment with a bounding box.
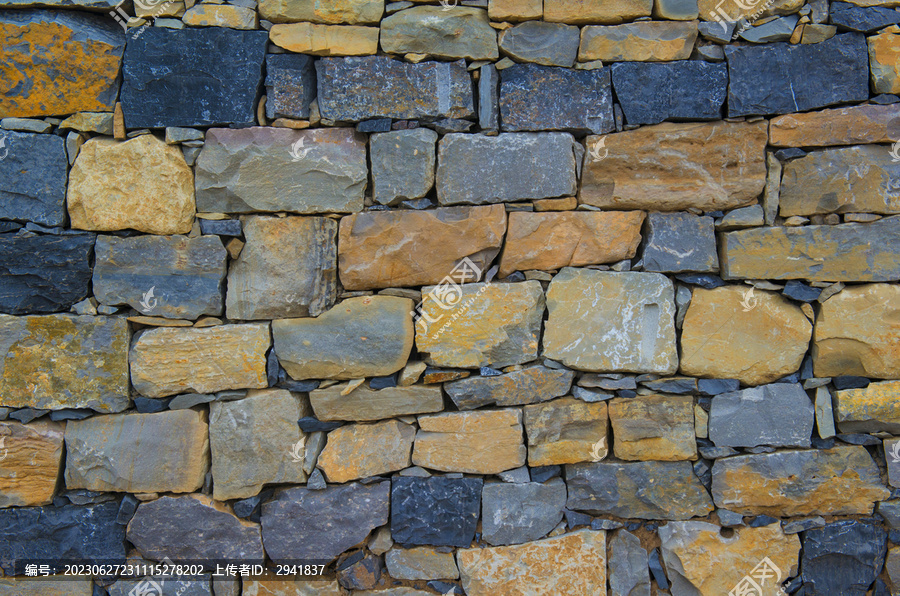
[608,530,650,596]
[444,365,574,410]
[801,521,887,596]
[869,26,900,94]
[370,129,438,205]
[524,398,609,467]
[481,479,567,546]
[768,103,900,147]
[317,419,415,483]
[412,410,526,474]
[641,212,718,273]
[384,547,459,581]
[309,383,444,421]
[259,0,383,24]
[391,477,482,547]
[0,132,67,226]
[499,21,580,67]
[579,21,698,62]
[709,383,815,448]
[834,381,900,433]
[264,54,315,120]
[0,420,64,507]
[381,6,498,60]
[608,395,697,461]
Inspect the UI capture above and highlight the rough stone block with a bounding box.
[544,0,652,24]
[498,21,580,67]
[309,383,444,421]
[0,420,64,507]
[259,0,383,24]
[444,365,574,410]
[609,395,697,461]
[381,6,498,60]
[641,212,718,273]
[265,54,315,120]
[481,479,567,546]
[768,103,900,147]
[870,26,900,94]
[391,476,482,547]
[524,398,609,467]
[0,132,67,226]
[384,547,459,581]
[835,381,900,433]
[370,129,438,205]
[317,419,415,483]
[269,23,379,55]
[709,383,815,448]
[579,21,698,62]
[800,521,887,596]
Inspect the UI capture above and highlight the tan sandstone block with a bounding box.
[609,395,697,461]
[412,409,526,474]
[317,419,415,483]
[488,0,542,21]
[769,103,900,147]
[523,398,609,467]
[269,23,379,55]
[578,21,698,62]
[545,0,652,24]
[0,420,64,507]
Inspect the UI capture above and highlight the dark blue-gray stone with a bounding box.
[640,377,698,394]
[0,132,68,227]
[8,408,47,424]
[369,374,398,390]
[297,417,342,433]
[642,212,718,273]
[649,548,670,591]
[530,465,561,483]
[775,147,807,161]
[801,521,887,596]
[747,514,779,527]
[116,495,139,526]
[481,479,567,546]
[783,280,822,302]
[698,378,740,396]
[725,33,869,117]
[738,14,799,43]
[709,383,814,449]
[872,94,900,104]
[279,378,320,393]
[499,64,614,134]
[444,365,574,410]
[48,409,92,421]
[831,1,900,32]
[121,28,268,128]
[391,477,482,548]
[199,219,242,237]
[0,232,94,314]
[674,273,725,289]
[565,509,593,528]
[133,397,170,413]
[356,118,392,133]
[479,64,499,132]
[498,21,580,67]
[834,376,870,390]
[265,53,316,120]
[611,61,727,126]
[837,433,881,446]
[0,502,126,574]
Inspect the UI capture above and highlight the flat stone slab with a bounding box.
[578,21,697,62]
[608,395,697,461]
[444,365,574,410]
[834,380,900,433]
[830,1,900,32]
[524,398,609,467]
[370,129,438,206]
[709,383,815,448]
[380,6,498,60]
[309,383,444,421]
[801,520,887,596]
[498,21,580,67]
[391,477,482,548]
[258,0,383,24]
[0,132,67,226]
[481,479,567,546]
[641,212,718,273]
[768,103,900,147]
[317,419,415,484]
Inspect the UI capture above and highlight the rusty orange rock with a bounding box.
[0,420,64,507]
[545,0,651,24]
[608,395,697,461]
[769,103,900,147]
[578,21,698,62]
[869,26,900,94]
[412,409,526,474]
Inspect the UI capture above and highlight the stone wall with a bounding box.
[1,0,899,594]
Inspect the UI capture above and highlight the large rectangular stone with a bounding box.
[436,133,577,205]
[725,33,869,117]
[309,383,444,421]
[0,132,67,226]
[579,21,697,62]
[0,314,129,412]
[608,395,697,461]
[524,398,609,467]
[544,0,652,24]
[391,477,482,548]
[721,216,900,282]
[412,410,526,475]
[0,420,64,507]
[580,121,767,211]
[316,56,474,122]
[709,383,815,448]
[769,103,900,147]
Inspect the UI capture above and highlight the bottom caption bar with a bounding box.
[10,560,335,582]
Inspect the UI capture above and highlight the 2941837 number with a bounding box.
[275,564,326,576]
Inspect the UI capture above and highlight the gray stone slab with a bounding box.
[0,132,68,226]
[709,383,814,448]
[481,479,567,546]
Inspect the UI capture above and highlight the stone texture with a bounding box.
[65,409,209,493]
[831,1,900,32]
[309,383,444,421]
[381,6,498,60]
[370,129,438,205]
[316,57,474,122]
[415,281,544,369]
[641,212,718,273]
[544,269,678,374]
[317,419,415,483]
[814,284,900,378]
[0,132,67,226]
[580,121,768,211]
[709,383,815,448]
[127,494,264,561]
[0,579,93,596]
[196,128,367,214]
[0,420,64,507]
[209,390,307,500]
[680,286,812,385]
[262,482,390,562]
[436,133,577,205]
[273,296,413,380]
[93,235,227,320]
[801,521,888,596]
[391,477,482,547]
[608,530,650,596]
[611,61,726,126]
[721,217,900,282]
[544,0,652,24]
[781,146,900,216]
[579,21,698,62]
[711,446,890,516]
[130,324,270,398]
[444,365,574,410]
[769,103,900,147]
[384,547,459,581]
[499,21,580,67]
[835,381,900,432]
[726,33,869,116]
[659,521,800,596]
[412,410,526,474]
[481,479,567,546]
[458,529,606,595]
[338,205,505,290]
[0,11,124,117]
[490,0,542,21]
[566,460,714,519]
[524,398,609,467]
[0,233,94,315]
[108,577,212,596]
[121,28,268,128]
[0,314,129,412]
[269,23,378,55]
[870,26,900,93]
[0,502,125,574]
[226,216,337,319]
[499,64,614,134]
[608,395,697,461]
[259,0,383,24]
[265,54,315,120]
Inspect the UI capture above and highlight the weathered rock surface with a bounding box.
[444,365,574,410]
[259,0,383,24]
[127,494,264,561]
[580,121,768,211]
[391,477,482,547]
[384,547,459,581]
[801,521,887,595]
[641,212,718,273]
[381,6,498,60]
[608,530,650,596]
[226,216,337,320]
[317,419,415,483]
[209,390,307,500]
[309,383,444,421]
[721,217,900,281]
[415,281,545,369]
[0,11,124,118]
[458,529,606,596]
[264,54,315,120]
[608,395,697,461]
[269,23,379,55]
[709,383,815,448]
[412,410,526,474]
[499,64,613,134]
[183,4,257,28]
[869,26,900,93]
[0,420,64,507]
[316,57,474,122]
[726,33,869,116]
[262,482,390,562]
[121,28,268,128]
[498,21,580,67]
[566,461,714,519]
[814,283,900,377]
[130,324,270,398]
[579,21,698,62]
[65,409,209,493]
[0,578,93,596]
[680,286,812,385]
[544,0,652,23]
[0,314,129,411]
[0,233,94,315]
[831,1,900,32]
[769,103,900,146]
[834,380,900,433]
[93,235,227,320]
[196,128,367,215]
[524,398,609,467]
[0,132,67,226]
[436,133,577,205]
[711,446,890,516]
[338,205,506,290]
[490,0,543,21]
[370,129,438,205]
[544,269,677,374]
[481,479,567,546]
